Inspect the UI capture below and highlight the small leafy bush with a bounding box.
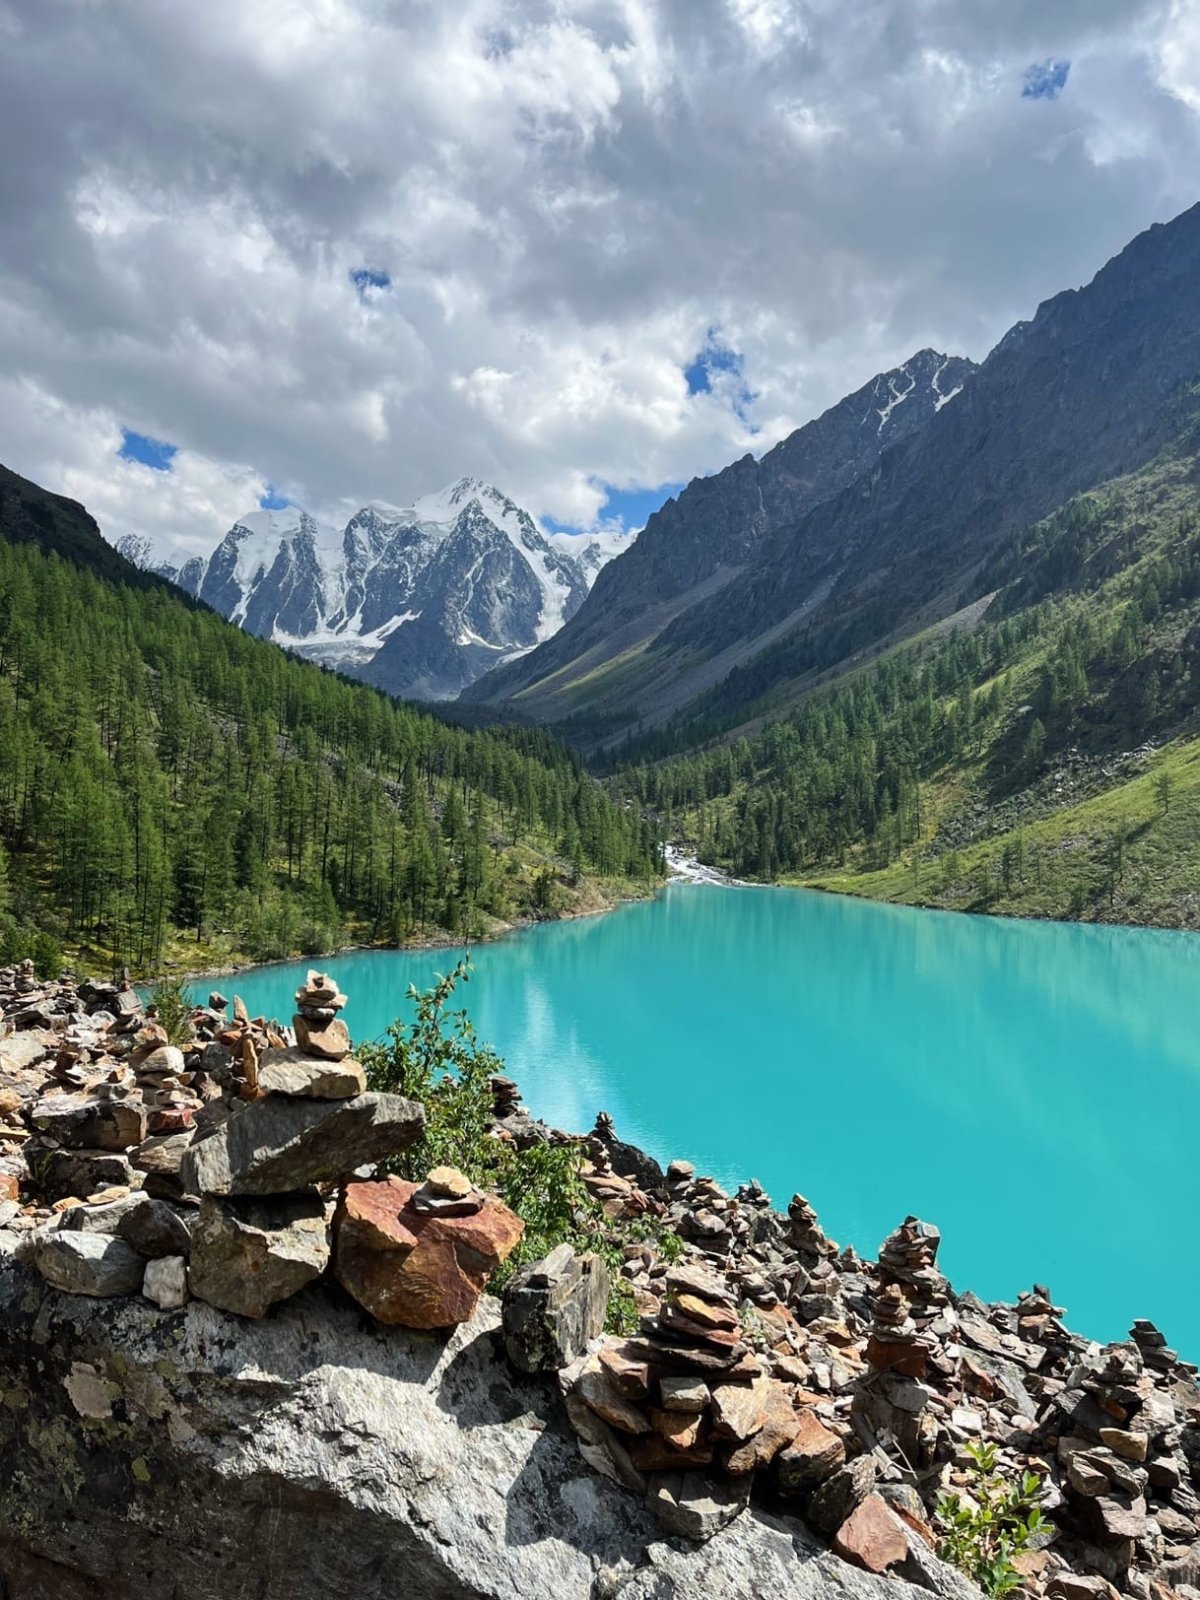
[360,959,683,1330]
[936,1441,1046,1597]
[148,975,194,1046]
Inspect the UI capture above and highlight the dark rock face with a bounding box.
[0,1250,942,1600]
[502,1244,610,1372]
[468,203,1200,738]
[463,349,976,714]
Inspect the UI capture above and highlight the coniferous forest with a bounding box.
[0,472,661,974]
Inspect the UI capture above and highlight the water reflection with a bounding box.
[227,885,1200,1354]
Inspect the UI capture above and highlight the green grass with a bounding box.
[803,736,1200,927]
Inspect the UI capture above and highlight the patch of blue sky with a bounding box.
[351,267,391,298]
[258,485,292,510]
[1022,60,1070,100]
[684,332,757,427]
[118,428,177,471]
[544,482,683,536]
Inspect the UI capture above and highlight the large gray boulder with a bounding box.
[179,1090,424,1195]
[0,1242,968,1600]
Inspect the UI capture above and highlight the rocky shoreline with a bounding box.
[2,961,1199,1600]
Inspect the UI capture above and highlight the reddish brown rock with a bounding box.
[723,1382,799,1474]
[630,1434,715,1471]
[576,1366,652,1435]
[293,1015,351,1061]
[832,1495,909,1575]
[775,1408,846,1493]
[333,1175,523,1329]
[649,1407,706,1451]
[0,1171,17,1203]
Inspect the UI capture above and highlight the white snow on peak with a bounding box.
[931,356,964,412]
[875,369,917,434]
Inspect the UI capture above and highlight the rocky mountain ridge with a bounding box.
[465,204,1200,750]
[117,478,631,700]
[462,348,976,723]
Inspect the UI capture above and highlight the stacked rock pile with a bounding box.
[0,968,524,1331]
[500,1097,1200,1597]
[8,969,1200,1600]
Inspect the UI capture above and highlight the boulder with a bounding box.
[833,1495,910,1574]
[34,1231,145,1296]
[257,1048,366,1099]
[180,1092,424,1196]
[132,1129,196,1198]
[187,1193,330,1319]
[59,1191,191,1258]
[334,1175,523,1329]
[502,1243,610,1373]
[0,1250,949,1600]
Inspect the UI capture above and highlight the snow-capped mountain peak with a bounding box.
[115,480,635,700]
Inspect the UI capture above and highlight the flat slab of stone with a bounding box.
[833,1495,909,1574]
[35,1231,145,1296]
[59,1191,191,1258]
[188,1193,330,1318]
[180,1092,424,1196]
[257,1048,365,1100]
[647,1470,751,1541]
[334,1174,523,1329]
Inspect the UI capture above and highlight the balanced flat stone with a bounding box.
[179,1092,424,1196]
[257,1047,366,1100]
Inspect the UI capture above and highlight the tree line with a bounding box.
[0,535,661,972]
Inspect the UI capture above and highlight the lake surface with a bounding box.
[223,884,1200,1356]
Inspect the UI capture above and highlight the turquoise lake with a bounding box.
[223,884,1200,1357]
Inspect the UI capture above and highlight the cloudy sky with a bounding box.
[1,0,1198,554]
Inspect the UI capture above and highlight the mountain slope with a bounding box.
[0,465,660,975]
[471,205,1200,752]
[462,349,976,723]
[118,479,631,701]
[617,409,1200,927]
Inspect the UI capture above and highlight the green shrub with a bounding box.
[936,1441,1046,1597]
[147,975,195,1046]
[360,959,683,1330]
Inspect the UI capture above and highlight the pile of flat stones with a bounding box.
[0,967,523,1328]
[503,1100,1200,1596]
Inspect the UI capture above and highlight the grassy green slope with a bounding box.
[617,413,1200,927]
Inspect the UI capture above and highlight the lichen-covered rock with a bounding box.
[187,1192,329,1318]
[0,1246,957,1600]
[502,1243,610,1373]
[179,1091,424,1196]
[333,1174,523,1328]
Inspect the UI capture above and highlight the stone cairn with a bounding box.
[8,975,1200,1598]
[0,966,524,1327]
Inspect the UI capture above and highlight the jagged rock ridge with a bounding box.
[462,349,976,720]
[117,478,632,701]
[466,204,1200,745]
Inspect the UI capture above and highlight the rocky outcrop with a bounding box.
[4,960,1200,1600]
[0,1246,969,1600]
